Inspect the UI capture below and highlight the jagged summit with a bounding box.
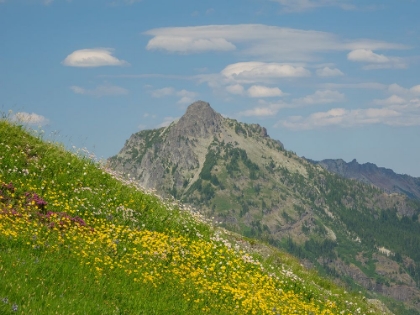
[184,100,214,115]
[171,100,223,138]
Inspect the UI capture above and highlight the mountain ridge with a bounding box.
[109,101,420,314]
[308,158,420,200]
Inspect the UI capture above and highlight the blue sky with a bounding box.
[1,0,420,176]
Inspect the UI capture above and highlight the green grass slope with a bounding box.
[0,120,386,315]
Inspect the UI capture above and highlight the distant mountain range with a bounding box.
[109,101,420,314]
[307,158,420,200]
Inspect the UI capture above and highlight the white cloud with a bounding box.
[238,89,343,118]
[62,48,128,67]
[348,49,389,63]
[70,84,128,97]
[221,62,310,82]
[151,87,175,98]
[387,83,420,97]
[347,49,406,69]
[279,92,420,130]
[316,66,344,77]
[247,85,284,98]
[197,62,309,92]
[150,87,197,105]
[176,89,197,105]
[410,85,420,95]
[226,84,245,95]
[370,88,420,124]
[225,82,285,99]
[373,95,406,106]
[294,90,345,105]
[11,112,49,126]
[271,0,355,12]
[239,106,281,117]
[144,24,406,61]
[146,36,235,53]
[388,83,408,95]
[279,107,402,130]
[239,101,287,117]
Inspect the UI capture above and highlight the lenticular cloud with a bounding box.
[221,62,310,82]
[62,48,128,68]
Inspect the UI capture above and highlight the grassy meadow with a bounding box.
[0,119,384,314]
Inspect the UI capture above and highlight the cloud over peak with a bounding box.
[62,48,129,67]
[144,24,406,61]
[226,84,284,98]
[221,62,310,82]
[150,87,198,105]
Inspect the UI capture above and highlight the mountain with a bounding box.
[307,158,420,200]
[109,101,420,314]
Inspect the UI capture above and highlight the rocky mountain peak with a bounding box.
[170,100,223,138]
[316,158,420,200]
[184,100,215,117]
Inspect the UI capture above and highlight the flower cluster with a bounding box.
[0,179,375,315]
[25,192,47,210]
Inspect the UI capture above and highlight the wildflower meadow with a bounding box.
[0,120,383,314]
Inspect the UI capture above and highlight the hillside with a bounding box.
[0,119,392,314]
[110,101,420,314]
[308,158,420,200]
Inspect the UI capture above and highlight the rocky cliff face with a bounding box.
[109,100,283,195]
[313,159,420,200]
[109,101,420,314]
[169,100,223,138]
